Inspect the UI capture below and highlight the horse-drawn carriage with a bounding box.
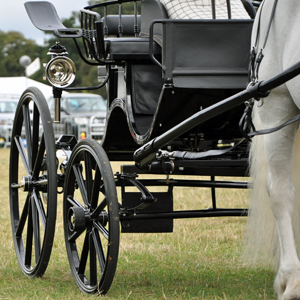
[9,0,300,298]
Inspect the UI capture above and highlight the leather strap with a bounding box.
[172,138,246,160]
[248,113,300,137]
[251,0,279,82]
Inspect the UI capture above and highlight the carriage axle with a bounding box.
[120,208,248,223]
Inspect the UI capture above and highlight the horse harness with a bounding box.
[240,0,300,141]
[250,0,279,83]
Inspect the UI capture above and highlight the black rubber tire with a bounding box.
[63,138,119,294]
[9,87,57,277]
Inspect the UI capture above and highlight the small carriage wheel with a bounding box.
[9,87,57,277]
[63,138,119,294]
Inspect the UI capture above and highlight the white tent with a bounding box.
[0,77,69,100]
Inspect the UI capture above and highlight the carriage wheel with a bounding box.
[9,87,57,277]
[63,138,120,294]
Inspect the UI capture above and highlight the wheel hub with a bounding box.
[97,211,108,227]
[68,206,109,232]
[20,176,33,192]
[68,206,86,232]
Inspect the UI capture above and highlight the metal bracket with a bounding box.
[117,172,157,212]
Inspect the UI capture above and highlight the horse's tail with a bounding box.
[243,106,300,268]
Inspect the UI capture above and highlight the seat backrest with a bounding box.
[103,15,141,36]
[140,0,254,35]
[140,0,254,89]
[161,19,253,89]
[140,0,168,36]
[160,0,251,19]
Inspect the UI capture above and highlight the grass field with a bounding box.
[0,147,276,299]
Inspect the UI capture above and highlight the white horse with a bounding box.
[245,0,300,299]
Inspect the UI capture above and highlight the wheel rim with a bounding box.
[9,87,57,277]
[63,139,119,294]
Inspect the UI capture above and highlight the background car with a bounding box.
[47,93,107,141]
[0,95,19,147]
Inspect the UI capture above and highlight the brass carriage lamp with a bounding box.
[45,42,76,122]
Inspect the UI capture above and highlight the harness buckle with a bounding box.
[256,48,264,63]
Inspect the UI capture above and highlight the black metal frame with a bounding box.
[23,0,300,226]
[113,59,300,231]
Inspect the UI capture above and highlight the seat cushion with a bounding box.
[104,37,161,60]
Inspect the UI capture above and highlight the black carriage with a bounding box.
[10,0,297,294]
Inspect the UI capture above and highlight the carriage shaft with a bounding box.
[120,208,248,222]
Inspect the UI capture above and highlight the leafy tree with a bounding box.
[0,31,43,78]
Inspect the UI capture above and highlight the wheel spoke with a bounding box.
[89,231,97,286]
[31,104,40,166]
[24,198,33,267]
[73,164,88,206]
[90,197,107,219]
[32,190,46,231]
[90,166,101,210]
[31,194,41,263]
[68,228,86,243]
[93,220,109,240]
[78,232,89,275]
[91,227,105,273]
[33,134,45,178]
[14,135,30,175]
[67,195,85,210]
[84,152,93,201]
[22,104,32,170]
[16,195,30,237]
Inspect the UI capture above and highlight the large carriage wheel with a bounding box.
[9,87,57,277]
[63,138,119,294]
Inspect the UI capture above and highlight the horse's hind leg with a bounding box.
[260,104,300,300]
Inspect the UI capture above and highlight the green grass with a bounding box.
[0,147,276,299]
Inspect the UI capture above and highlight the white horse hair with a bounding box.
[244,0,300,299]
